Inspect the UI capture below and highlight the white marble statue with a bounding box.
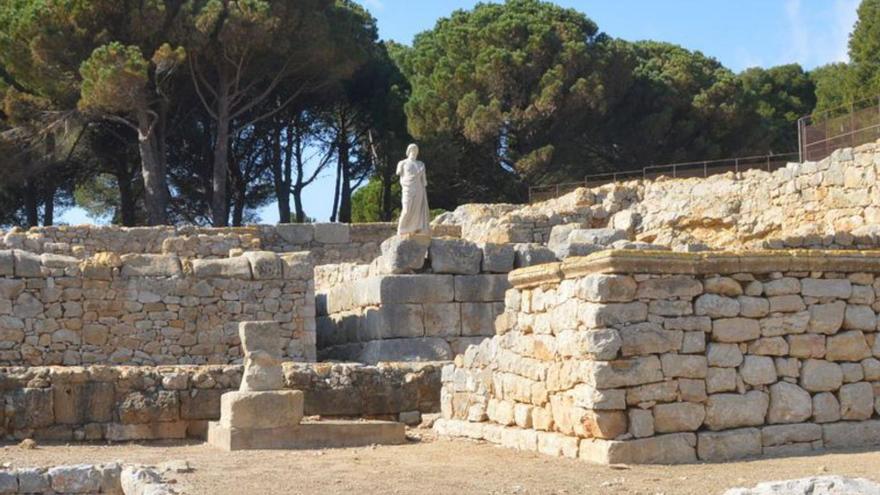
[396,143,430,235]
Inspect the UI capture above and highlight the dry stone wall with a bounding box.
[0,362,440,442]
[0,249,315,366]
[436,249,880,464]
[437,140,880,251]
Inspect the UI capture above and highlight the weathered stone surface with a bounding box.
[191,256,252,279]
[14,249,41,277]
[767,382,812,424]
[582,409,627,439]
[704,391,769,430]
[761,423,822,446]
[120,254,182,277]
[739,296,770,318]
[801,279,852,299]
[654,402,705,432]
[748,337,788,356]
[740,355,777,386]
[619,323,682,356]
[787,334,826,358]
[577,274,637,302]
[556,328,621,361]
[380,234,430,274]
[808,301,846,334]
[707,367,737,393]
[628,408,654,438]
[276,223,314,244]
[800,359,843,392]
[430,239,482,275]
[825,331,871,361]
[455,275,511,302]
[590,356,663,389]
[713,318,761,343]
[768,295,805,313]
[704,277,743,296]
[578,433,697,464]
[708,343,744,367]
[636,277,703,299]
[844,305,877,331]
[698,428,762,461]
[695,294,740,318]
[723,476,880,495]
[242,251,282,280]
[568,384,626,410]
[378,275,455,304]
[219,390,303,429]
[513,243,557,268]
[812,392,841,423]
[660,354,707,379]
[239,321,283,392]
[363,304,425,340]
[423,303,462,337]
[314,223,350,244]
[822,420,880,449]
[16,468,50,493]
[763,278,800,296]
[839,382,874,420]
[480,243,515,273]
[357,337,453,363]
[580,302,647,327]
[48,465,102,494]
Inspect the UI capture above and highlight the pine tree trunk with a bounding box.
[115,160,137,226]
[24,179,38,228]
[337,128,352,223]
[212,90,231,227]
[42,186,54,226]
[137,111,170,225]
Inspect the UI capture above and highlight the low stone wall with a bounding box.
[1,223,461,266]
[437,249,880,464]
[0,463,176,495]
[0,249,315,366]
[0,362,441,441]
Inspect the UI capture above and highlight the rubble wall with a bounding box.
[436,249,880,464]
[0,362,440,442]
[1,223,460,265]
[437,141,880,251]
[0,249,315,366]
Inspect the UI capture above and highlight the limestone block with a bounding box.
[582,409,627,439]
[808,301,846,334]
[763,278,800,296]
[537,431,579,458]
[825,331,871,361]
[844,305,877,331]
[739,355,778,386]
[695,294,740,318]
[801,279,852,299]
[424,303,462,337]
[276,223,314,244]
[53,382,114,424]
[648,300,693,317]
[577,274,637,302]
[822,419,880,449]
[578,433,697,465]
[16,468,50,493]
[356,337,453,363]
[13,250,41,277]
[787,334,825,358]
[625,381,679,405]
[429,239,482,275]
[636,277,703,299]
[704,391,769,430]
[748,337,789,356]
[681,331,706,354]
[454,274,511,302]
[761,311,809,337]
[120,254,182,277]
[569,228,628,246]
[812,392,841,423]
[48,465,102,494]
[839,382,874,420]
[362,304,425,340]
[620,323,682,356]
[707,368,737,393]
[579,302,647,328]
[461,303,498,337]
[239,321,283,392]
[767,382,812,424]
[590,356,663,389]
[10,388,54,429]
[378,275,455,304]
[118,390,179,423]
[738,296,770,318]
[0,472,15,493]
[314,223,350,244]
[661,354,707,379]
[703,277,743,296]
[0,250,12,276]
[280,252,313,280]
[664,316,712,332]
[708,343,744,367]
[547,223,582,259]
[380,234,430,274]
[556,328,621,360]
[654,402,705,433]
[863,357,880,380]
[697,428,762,461]
[219,390,303,429]
[850,285,875,305]
[761,423,822,446]
[768,295,805,313]
[800,359,843,392]
[567,384,626,410]
[191,257,252,279]
[480,243,515,273]
[180,389,223,420]
[713,318,760,343]
[775,357,800,378]
[0,279,23,299]
[629,408,654,438]
[243,251,282,280]
[513,243,557,268]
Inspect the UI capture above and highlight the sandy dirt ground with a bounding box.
[2,429,880,494]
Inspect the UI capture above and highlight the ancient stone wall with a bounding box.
[1,223,460,266]
[0,249,315,366]
[0,362,440,442]
[436,249,880,464]
[437,141,880,251]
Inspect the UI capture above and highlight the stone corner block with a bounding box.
[314,223,351,244]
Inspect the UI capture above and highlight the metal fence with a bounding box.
[798,95,880,162]
[527,152,798,204]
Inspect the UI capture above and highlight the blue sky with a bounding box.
[60,0,860,225]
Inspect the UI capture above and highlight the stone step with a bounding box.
[207,419,407,451]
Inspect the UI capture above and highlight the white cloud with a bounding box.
[783,0,858,68]
[362,0,385,11]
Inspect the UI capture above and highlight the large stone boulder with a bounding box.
[379,234,430,274]
[429,239,482,274]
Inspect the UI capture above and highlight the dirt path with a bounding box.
[2,430,879,494]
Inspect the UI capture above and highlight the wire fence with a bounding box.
[799,95,880,162]
[528,152,799,204]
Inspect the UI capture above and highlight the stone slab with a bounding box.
[219,390,303,429]
[207,419,406,450]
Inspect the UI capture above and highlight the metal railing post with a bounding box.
[735,158,739,173]
[703,162,707,177]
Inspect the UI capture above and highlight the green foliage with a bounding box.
[738,64,816,153]
[79,43,150,115]
[812,63,857,115]
[850,0,880,99]
[351,177,400,223]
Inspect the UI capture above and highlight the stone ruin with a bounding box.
[2,140,880,469]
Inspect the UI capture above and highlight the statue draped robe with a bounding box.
[396,158,430,235]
